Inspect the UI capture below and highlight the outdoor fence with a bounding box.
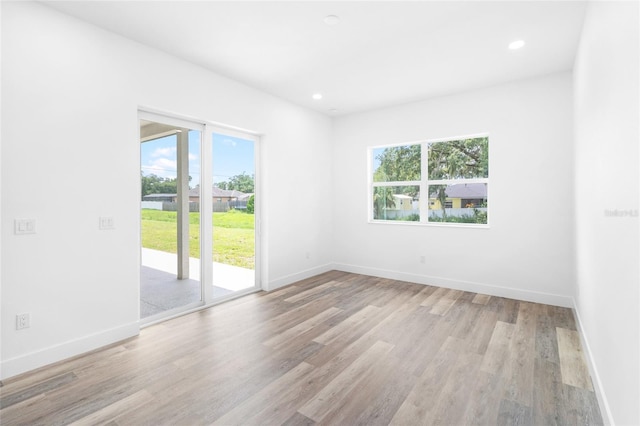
[381,207,487,220]
[428,207,487,218]
[141,200,248,213]
[141,201,163,210]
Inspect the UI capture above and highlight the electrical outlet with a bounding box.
[305,252,311,260]
[420,255,426,264]
[16,313,30,330]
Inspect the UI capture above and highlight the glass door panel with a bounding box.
[210,131,256,297]
[140,119,202,319]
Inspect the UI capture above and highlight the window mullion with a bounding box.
[421,142,429,223]
[372,180,421,187]
[369,136,488,226]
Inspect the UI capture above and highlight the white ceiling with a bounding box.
[42,1,587,116]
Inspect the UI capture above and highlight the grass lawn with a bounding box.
[141,209,255,269]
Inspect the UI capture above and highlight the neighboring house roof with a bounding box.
[188,186,247,198]
[146,187,248,199]
[238,193,254,201]
[431,183,487,199]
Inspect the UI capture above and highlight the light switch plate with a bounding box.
[99,217,115,230]
[14,219,36,235]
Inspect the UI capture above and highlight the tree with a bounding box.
[141,173,177,198]
[373,187,396,219]
[427,137,488,180]
[374,137,488,220]
[427,137,488,219]
[373,145,420,198]
[246,195,255,214]
[221,172,254,193]
[140,173,192,198]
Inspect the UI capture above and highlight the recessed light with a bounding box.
[509,40,525,50]
[323,15,340,26]
[312,93,323,100]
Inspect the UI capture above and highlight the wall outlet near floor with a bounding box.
[420,255,426,264]
[305,251,311,260]
[16,313,30,330]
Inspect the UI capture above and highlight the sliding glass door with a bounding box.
[139,117,203,320]
[139,112,259,322]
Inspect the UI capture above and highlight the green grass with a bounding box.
[141,209,255,269]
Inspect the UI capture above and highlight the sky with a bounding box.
[141,130,255,188]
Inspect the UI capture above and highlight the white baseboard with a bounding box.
[1,322,139,381]
[572,301,614,426]
[267,263,335,291]
[332,263,574,307]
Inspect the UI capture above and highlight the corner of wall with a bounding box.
[571,300,615,426]
[267,263,335,292]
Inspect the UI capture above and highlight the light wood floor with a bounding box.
[0,271,603,425]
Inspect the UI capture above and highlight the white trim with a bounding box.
[139,300,205,328]
[572,301,615,426]
[332,263,573,307]
[140,287,262,329]
[368,132,490,151]
[266,263,335,292]
[369,140,428,150]
[201,124,214,303]
[372,180,421,187]
[426,132,490,145]
[426,178,489,185]
[138,108,262,314]
[208,126,261,293]
[0,322,139,381]
[368,219,490,229]
[139,106,261,138]
[254,134,263,290]
[369,135,489,226]
[138,109,204,132]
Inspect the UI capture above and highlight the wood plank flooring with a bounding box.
[0,271,603,425]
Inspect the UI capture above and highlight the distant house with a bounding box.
[238,193,253,202]
[188,186,247,204]
[429,183,487,210]
[391,194,414,211]
[143,186,248,204]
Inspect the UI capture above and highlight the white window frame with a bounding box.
[368,133,489,228]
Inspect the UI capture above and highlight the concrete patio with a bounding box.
[141,248,255,318]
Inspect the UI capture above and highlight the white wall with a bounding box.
[573,2,639,425]
[332,73,575,306]
[0,2,333,379]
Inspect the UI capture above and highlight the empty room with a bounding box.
[1,1,638,425]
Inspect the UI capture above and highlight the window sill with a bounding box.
[368,220,490,229]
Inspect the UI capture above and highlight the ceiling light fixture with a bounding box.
[323,15,340,26]
[312,93,323,100]
[508,40,525,50]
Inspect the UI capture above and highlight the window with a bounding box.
[370,135,488,225]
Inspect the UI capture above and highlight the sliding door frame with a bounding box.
[205,123,262,302]
[139,109,262,325]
